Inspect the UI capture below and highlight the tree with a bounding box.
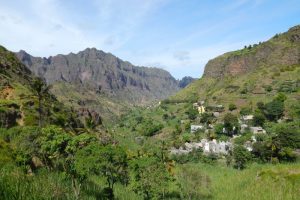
[275,93,287,102]
[38,125,71,168]
[186,107,198,120]
[253,111,266,127]
[228,103,237,111]
[177,166,212,199]
[264,100,284,121]
[132,157,171,199]
[240,107,252,116]
[75,144,128,199]
[233,145,252,170]
[273,123,300,149]
[65,134,96,200]
[256,101,265,111]
[200,113,214,125]
[223,113,239,136]
[32,78,51,127]
[140,120,164,137]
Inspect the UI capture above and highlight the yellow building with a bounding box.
[198,106,205,114]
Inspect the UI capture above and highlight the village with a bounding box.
[170,100,267,155]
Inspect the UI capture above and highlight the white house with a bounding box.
[250,126,266,134]
[242,115,254,121]
[191,125,204,133]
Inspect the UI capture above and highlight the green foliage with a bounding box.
[275,92,287,102]
[139,119,164,137]
[228,103,237,111]
[182,133,192,143]
[131,157,171,199]
[273,122,300,149]
[278,147,297,162]
[240,107,252,116]
[253,111,266,126]
[234,132,252,145]
[185,106,198,120]
[200,112,214,124]
[177,165,212,199]
[214,123,224,135]
[233,145,252,170]
[256,101,265,110]
[264,99,284,121]
[264,85,273,92]
[75,143,128,198]
[223,113,239,136]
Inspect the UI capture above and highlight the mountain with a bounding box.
[203,25,300,78]
[16,48,182,122]
[0,45,81,128]
[178,76,197,88]
[171,25,300,118]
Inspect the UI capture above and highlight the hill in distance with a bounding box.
[16,48,194,122]
[171,24,300,118]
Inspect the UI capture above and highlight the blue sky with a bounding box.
[0,0,299,79]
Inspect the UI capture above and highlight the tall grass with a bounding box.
[181,162,300,200]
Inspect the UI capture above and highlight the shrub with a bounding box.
[233,145,252,170]
[253,111,266,126]
[264,100,284,121]
[240,107,252,116]
[228,103,237,111]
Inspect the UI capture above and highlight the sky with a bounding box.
[0,0,299,79]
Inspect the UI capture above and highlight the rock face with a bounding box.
[0,45,82,128]
[178,76,197,88]
[203,25,300,78]
[16,48,180,104]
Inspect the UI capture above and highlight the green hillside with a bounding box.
[0,46,82,129]
[0,25,300,200]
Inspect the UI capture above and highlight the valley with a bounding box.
[0,20,300,200]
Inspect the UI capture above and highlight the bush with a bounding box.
[228,103,237,111]
[264,100,284,121]
[140,120,164,137]
[253,111,266,126]
[240,107,252,116]
[186,107,198,120]
[233,145,252,170]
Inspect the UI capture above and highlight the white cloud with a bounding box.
[0,0,167,56]
[125,41,247,79]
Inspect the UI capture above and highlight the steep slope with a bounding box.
[178,76,197,88]
[171,25,300,118]
[0,45,81,128]
[203,25,300,78]
[16,48,180,121]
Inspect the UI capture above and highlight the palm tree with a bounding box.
[32,78,51,127]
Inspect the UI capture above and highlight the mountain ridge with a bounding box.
[203,25,300,79]
[15,47,193,122]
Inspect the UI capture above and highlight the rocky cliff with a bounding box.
[15,48,187,122]
[203,25,300,78]
[0,45,81,128]
[16,48,180,104]
[171,25,300,120]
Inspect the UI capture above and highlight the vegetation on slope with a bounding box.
[0,25,300,200]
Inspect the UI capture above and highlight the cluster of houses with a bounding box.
[170,101,267,156]
[190,112,266,135]
[170,139,232,155]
